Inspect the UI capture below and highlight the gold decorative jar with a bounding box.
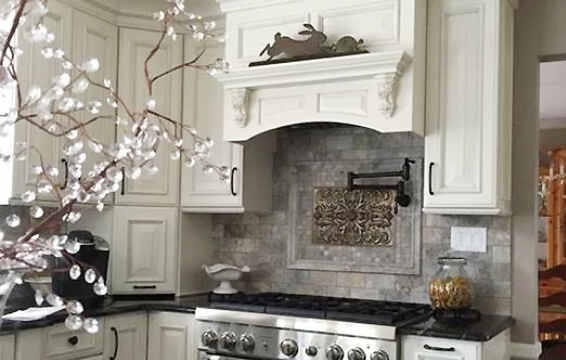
[428,257,474,310]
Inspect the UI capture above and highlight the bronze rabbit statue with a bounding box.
[259,24,327,60]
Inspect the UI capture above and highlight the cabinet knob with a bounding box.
[67,335,79,346]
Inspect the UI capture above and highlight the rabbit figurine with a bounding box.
[260,24,327,61]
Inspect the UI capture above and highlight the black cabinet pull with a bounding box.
[133,285,157,289]
[67,335,79,346]
[120,167,125,195]
[428,162,435,195]
[61,158,69,190]
[424,344,455,352]
[230,167,238,196]
[110,327,119,360]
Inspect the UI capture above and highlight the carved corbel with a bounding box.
[375,73,400,118]
[231,88,250,128]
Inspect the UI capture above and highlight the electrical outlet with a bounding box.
[450,227,487,253]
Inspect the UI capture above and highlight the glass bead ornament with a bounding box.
[21,190,36,203]
[66,300,84,315]
[69,264,81,280]
[30,205,44,219]
[5,214,20,228]
[84,269,96,284]
[83,318,99,334]
[34,290,43,306]
[65,315,83,331]
[93,277,107,296]
[46,293,64,307]
[64,239,80,255]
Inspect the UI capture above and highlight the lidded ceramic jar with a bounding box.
[428,256,474,310]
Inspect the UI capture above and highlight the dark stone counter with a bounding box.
[399,313,515,342]
[0,295,209,335]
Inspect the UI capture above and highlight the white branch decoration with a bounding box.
[0,0,230,332]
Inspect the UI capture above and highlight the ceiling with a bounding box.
[539,61,566,129]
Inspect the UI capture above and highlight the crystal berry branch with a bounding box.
[0,0,228,332]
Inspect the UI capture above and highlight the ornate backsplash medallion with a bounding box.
[312,188,396,246]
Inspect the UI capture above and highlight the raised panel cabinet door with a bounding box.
[401,336,479,360]
[0,336,15,360]
[103,312,148,360]
[112,206,178,294]
[116,28,183,206]
[181,40,244,210]
[12,0,72,201]
[147,312,195,360]
[424,0,500,212]
[71,10,117,204]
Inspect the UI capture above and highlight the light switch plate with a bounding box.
[450,227,487,253]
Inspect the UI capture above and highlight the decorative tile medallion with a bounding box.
[312,188,396,246]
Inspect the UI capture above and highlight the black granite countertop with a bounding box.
[0,296,514,343]
[0,295,210,335]
[398,313,515,342]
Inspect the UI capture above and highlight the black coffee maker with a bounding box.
[52,230,110,307]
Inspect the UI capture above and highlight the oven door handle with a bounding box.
[199,352,261,360]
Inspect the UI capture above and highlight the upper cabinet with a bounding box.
[12,0,72,202]
[115,28,183,207]
[181,40,273,213]
[423,0,514,215]
[72,11,118,204]
[12,2,117,203]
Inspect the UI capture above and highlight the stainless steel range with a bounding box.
[195,293,431,360]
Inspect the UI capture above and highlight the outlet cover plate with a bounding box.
[450,227,487,253]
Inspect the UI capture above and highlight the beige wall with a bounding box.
[512,0,542,345]
[513,0,566,345]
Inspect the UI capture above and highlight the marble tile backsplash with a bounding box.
[211,127,512,315]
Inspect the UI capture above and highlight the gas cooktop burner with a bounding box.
[207,292,431,326]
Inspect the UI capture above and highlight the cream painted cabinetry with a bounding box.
[423,0,514,215]
[181,40,273,213]
[147,312,196,360]
[12,0,72,202]
[115,28,183,207]
[112,206,178,294]
[103,312,148,360]
[401,330,510,360]
[0,336,14,360]
[12,2,118,204]
[72,10,118,205]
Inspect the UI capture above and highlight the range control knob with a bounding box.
[305,346,318,357]
[240,334,255,352]
[348,348,366,360]
[326,345,344,360]
[280,339,299,358]
[201,330,218,348]
[220,332,237,350]
[370,350,389,360]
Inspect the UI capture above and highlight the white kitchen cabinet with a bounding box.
[401,330,510,360]
[147,312,196,360]
[112,206,178,294]
[181,40,273,213]
[72,10,118,204]
[12,0,73,201]
[103,312,148,360]
[0,336,14,360]
[116,28,183,206]
[71,9,118,156]
[423,0,514,215]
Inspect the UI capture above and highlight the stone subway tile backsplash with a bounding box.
[211,128,512,316]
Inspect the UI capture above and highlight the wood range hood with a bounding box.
[215,0,427,142]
